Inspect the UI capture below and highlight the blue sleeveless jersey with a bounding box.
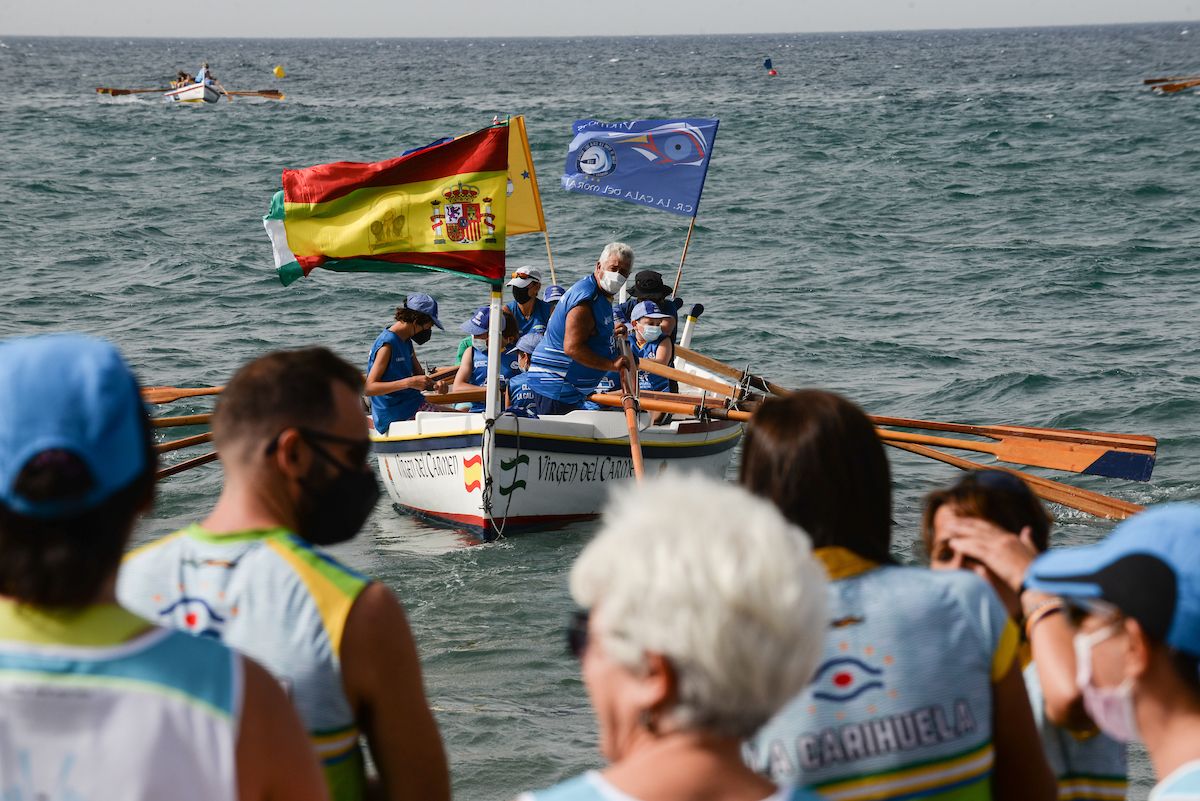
[747,547,1019,801]
[632,334,671,392]
[526,275,615,404]
[1023,662,1126,801]
[520,771,823,801]
[506,298,553,336]
[367,328,422,433]
[467,346,517,411]
[506,372,539,416]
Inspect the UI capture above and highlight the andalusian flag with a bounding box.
[506,115,546,236]
[264,125,509,286]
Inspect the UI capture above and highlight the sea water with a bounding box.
[1,25,1198,799]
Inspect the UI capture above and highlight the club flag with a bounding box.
[561,118,718,217]
[506,115,546,236]
[264,125,509,286]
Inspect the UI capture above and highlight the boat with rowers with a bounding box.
[371,312,746,540]
[163,82,222,104]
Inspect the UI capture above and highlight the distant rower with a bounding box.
[764,57,778,77]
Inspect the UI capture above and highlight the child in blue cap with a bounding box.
[0,334,323,801]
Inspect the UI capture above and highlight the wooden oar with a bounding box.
[223,89,285,100]
[143,384,224,404]
[153,413,212,428]
[672,348,1157,481]
[636,359,741,398]
[588,392,751,423]
[885,441,1144,521]
[1143,76,1200,84]
[616,338,645,480]
[156,450,219,481]
[675,346,788,395]
[422,388,486,405]
[96,87,170,96]
[155,431,213,454]
[1154,78,1200,93]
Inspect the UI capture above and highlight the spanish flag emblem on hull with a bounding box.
[462,454,483,493]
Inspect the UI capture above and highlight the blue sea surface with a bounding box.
[2,24,1198,799]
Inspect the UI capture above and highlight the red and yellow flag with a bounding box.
[265,125,509,285]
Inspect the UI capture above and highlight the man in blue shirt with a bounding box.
[505,266,553,337]
[524,243,633,415]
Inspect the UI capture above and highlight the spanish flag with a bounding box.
[264,125,509,286]
[506,116,546,237]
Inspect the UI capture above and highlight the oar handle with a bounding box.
[155,431,213,454]
[153,413,212,428]
[616,337,646,480]
[156,450,219,481]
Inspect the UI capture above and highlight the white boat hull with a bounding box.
[164,83,221,103]
[372,409,741,540]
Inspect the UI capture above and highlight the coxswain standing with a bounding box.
[524,243,633,415]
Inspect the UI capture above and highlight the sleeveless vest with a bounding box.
[747,547,1019,801]
[527,275,615,403]
[118,525,370,801]
[467,346,518,411]
[1023,662,1126,801]
[631,333,671,392]
[506,298,552,336]
[0,600,239,801]
[506,372,539,416]
[367,328,421,434]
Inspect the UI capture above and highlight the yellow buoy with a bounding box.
[273,65,286,79]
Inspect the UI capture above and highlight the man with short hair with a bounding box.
[118,347,451,801]
[505,265,553,337]
[0,334,324,801]
[524,242,633,415]
[1025,504,1200,800]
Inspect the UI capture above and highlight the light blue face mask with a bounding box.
[473,336,488,352]
[640,323,663,342]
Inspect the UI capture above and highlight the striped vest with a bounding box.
[0,600,239,801]
[118,525,369,801]
[748,547,1019,801]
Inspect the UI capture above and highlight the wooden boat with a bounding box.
[164,82,222,104]
[372,405,741,540]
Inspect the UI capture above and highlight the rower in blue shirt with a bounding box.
[364,293,446,434]
[505,266,553,337]
[452,306,519,412]
[525,243,633,416]
[505,332,543,417]
[617,269,681,341]
[195,62,211,85]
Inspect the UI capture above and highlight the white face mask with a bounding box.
[1074,623,1140,743]
[472,336,488,352]
[597,270,626,295]
[640,323,663,342]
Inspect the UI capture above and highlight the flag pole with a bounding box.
[543,230,557,285]
[671,215,698,296]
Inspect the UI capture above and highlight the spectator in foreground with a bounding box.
[0,334,325,801]
[119,347,450,801]
[1024,504,1200,800]
[518,474,830,801]
[924,470,1126,801]
[740,389,1055,801]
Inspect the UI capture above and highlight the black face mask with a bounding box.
[512,286,531,304]
[412,327,432,345]
[292,431,380,546]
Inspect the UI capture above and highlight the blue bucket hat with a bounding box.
[0,334,148,519]
[1026,503,1200,657]
[460,306,491,336]
[514,332,544,355]
[405,293,443,330]
[544,285,566,303]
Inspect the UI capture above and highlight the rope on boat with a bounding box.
[480,411,524,541]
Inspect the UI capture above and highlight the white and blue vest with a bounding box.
[520,771,824,801]
[0,600,240,801]
[747,548,1019,801]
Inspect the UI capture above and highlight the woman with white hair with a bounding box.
[517,474,830,801]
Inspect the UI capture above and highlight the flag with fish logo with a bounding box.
[264,125,509,286]
[561,118,718,217]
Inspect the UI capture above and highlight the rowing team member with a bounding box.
[522,242,633,415]
[453,305,520,411]
[365,293,448,435]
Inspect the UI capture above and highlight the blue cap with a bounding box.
[544,285,566,303]
[405,293,443,330]
[460,306,491,336]
[1027,504,1200,657]
[0,335,148,519]
[632,300,671,321]
[514,332,544,355]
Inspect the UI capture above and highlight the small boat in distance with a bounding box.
[163,82,222,104]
